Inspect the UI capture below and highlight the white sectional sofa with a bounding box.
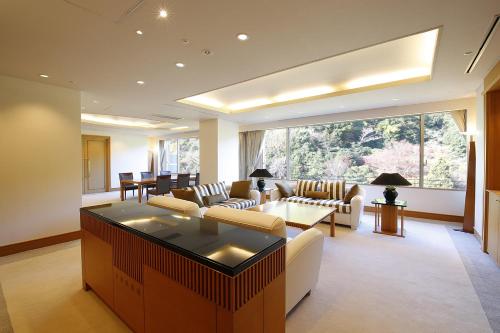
[204,206,324,314]
[271,180,365,229]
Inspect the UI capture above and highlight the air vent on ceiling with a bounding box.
[465,14,499,74]
[115,0,145,23]
[151,114,183,121]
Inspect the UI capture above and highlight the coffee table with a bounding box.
[248,201,337,237]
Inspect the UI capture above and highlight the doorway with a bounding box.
[82,135,110,194]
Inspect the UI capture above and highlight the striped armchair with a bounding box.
[271,180,365,230]
[191,182,260,210]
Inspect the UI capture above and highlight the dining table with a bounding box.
[120,174,197,203]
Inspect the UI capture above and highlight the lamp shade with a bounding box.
[249,168,273,178]
[371,173,412,186]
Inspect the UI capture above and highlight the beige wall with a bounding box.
[0,75,81,246]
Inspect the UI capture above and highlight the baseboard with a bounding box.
[0,230,81,257]
[364,206,463,223]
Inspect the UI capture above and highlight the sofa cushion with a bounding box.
[191,184,211,207]
[171,188,198,204]
[320,180,346,200]
[296,180,319,197]
[204,206,286,238]
[229,180,252,199]
[275,182,295,198]
[281,196,351,214]
[305,190,329,200]
[344,184,360,203]
[215,198,257,210]
[202,193,226,207]
[206,182,229,200]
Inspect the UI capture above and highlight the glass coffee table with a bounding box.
[248,201,337,237]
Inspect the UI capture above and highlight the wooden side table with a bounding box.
[371,199,407,237]
[256,187,272,204]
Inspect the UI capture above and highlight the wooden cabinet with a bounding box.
[487,190,500,265]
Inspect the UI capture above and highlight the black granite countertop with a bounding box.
[80,201,285,276]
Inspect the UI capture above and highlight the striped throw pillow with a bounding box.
[191,184,211,207]
[296,180,319,197]
[320,180,346,200]
[206,182,229,200]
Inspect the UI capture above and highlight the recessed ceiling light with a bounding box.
[137,80,145,85]
[93,100,99,104]
[159,9,168,18]
[236,33,249,41]
[392,98,400,101]
[171,126,189,130]
[39,74,49,78]
[175,62,185,68]
[136,30,143,35]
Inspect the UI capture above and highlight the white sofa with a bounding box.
[204,206,324,314]
[148,196,202,218]
[271,180,365,230]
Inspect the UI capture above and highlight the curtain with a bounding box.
[451,109,467,132]
[159,140,167,171]
[240,130,265,180]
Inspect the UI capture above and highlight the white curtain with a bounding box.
[159,140,167,171]
[239,130,265,180]
[451,109,467,132]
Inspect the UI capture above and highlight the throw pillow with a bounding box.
[171,189,200,206]
[229,180,252,199]
[202,193,226,207]
[275,182,294,198]
[305,190,330,200]
[343,184,360,203]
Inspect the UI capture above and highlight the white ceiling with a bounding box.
[0,0,499,134]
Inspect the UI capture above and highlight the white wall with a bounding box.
[242,97,477,217]
[218,119,240,184]
[199,119,219,184]
[0,75,81,246]
[82,128,149,188]
[474,84,486,236]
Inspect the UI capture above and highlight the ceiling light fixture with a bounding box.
[171,126,189,130]
[137,80,145,85]
[236,33,249,41]
[39,74,49,78]
[228,98,272,111]
[175,62,185,68]
[81,113,159,128]
[391,98,400,101]
[136,30,143,35]
[464,51,472,55]
[273,86,335,103]
[159,9,168,18]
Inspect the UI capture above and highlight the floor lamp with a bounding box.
[462,135,476,234]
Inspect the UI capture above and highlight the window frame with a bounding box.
[260,111,467,191]
[160,136,199,174]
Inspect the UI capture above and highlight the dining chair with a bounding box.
[141,171,155,195]
[160,170,171,176]
[190,173,200,186]
[175,173,191,189]
[147,175,171,200]
[119,172,138,199]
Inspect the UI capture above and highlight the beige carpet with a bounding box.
[0,194,492,332]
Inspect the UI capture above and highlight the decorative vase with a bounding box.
[257,178,266,192]
[383,187,398,203]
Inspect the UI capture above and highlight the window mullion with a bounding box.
[419,114,425,188]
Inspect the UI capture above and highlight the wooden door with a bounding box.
[82,135,110,194]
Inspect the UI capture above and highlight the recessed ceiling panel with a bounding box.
[178,28,439,114]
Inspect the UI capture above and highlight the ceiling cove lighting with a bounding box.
[39,74,49,78]
[170,126,189,130]
[81,113,159,128]
[178,28,439,114]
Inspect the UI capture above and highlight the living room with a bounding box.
[1,1,500,332]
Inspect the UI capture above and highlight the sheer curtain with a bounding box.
[451,109,467,132]
[239,130,265,180]
[159,140,167,171]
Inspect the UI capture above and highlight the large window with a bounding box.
[261,111,467,190]
[160,137,199,173]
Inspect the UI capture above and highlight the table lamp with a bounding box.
[371,173,411,203]
[249,168,273,192]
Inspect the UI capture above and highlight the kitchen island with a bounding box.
[80,201,286,333]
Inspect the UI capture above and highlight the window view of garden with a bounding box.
[262,111,467,190]
[160,137,199,174]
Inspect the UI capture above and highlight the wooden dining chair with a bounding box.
[147,175,171,200]
[175,173,191,189]
[141,171,155,195]
[119,172,138,199]
[190,173,200,186]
